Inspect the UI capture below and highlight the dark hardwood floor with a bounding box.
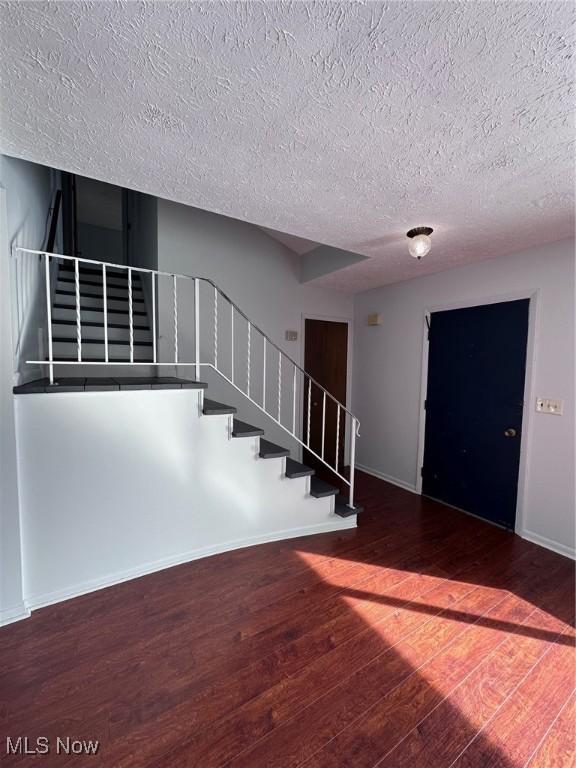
[1,472,574,767]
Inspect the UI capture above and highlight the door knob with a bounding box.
[313,401,319,407]
[504,428,517,438]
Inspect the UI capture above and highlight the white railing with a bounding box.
[16,248,360,509]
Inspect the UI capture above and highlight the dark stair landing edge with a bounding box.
[14,377,208,394]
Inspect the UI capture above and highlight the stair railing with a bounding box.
[15,247,360,509]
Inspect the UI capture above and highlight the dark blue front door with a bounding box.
[422,299,529,529]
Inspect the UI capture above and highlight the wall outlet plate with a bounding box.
[536,397,564,415]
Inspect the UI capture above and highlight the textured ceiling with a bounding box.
[0,1,574,291]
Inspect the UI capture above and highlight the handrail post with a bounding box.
[173,274,178,365]
[128,268,134,364]
[247,322,251,397]
[44,253,54,385]
[152,272,157,365]
[102,263,109,363]
[321,391,326,460]
[75,259,82,362]
[348,417,357,509]
[231,303,234,383]
[194,278,200,380]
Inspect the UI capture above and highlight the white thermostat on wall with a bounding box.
[285,330,298,342]
[536,397,563,415]
[367,313,382,326]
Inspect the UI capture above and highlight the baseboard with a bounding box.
[356,463,420,495]
[519,529,575,561]
[23,517,356,613]
[0,602,31,627]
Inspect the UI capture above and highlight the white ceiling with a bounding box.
[0,1,573,292]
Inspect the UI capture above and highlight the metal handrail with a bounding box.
[15,247,360,507]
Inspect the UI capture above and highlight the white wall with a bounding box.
[15,390,353,609]
[353,239,575,557]
[156,200,354,454]
[0,155,54,624]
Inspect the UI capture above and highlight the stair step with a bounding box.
[53,319,150,330]
[59,276,142,288]
[202,398,237,416]
[231,419,264,438]
[259,439,290,459]
[53,304,147,316]
[285,457,315,478]
[56,284,144,300]
[56,289,145,303]
[52,337,152,347]
[310,477,339,498]
[334,494,363,517]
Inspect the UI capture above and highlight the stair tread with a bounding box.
[259,438,290,459]
[53,320,150,330]
[203,398,237,415]
[232,419,265,437]
[334,493,363,517]
[59,276,142,286]
[56,289,145,302]
[310,476,339,498]
[52,337,153,347]
[53,305,147,316]
[285,457,315,478]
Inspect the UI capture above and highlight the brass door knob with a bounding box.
[504,428,517,438]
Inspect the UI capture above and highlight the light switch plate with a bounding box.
[285,330,298,342]
[536,397,564,415]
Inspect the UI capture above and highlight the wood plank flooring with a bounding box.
[1,472,574,767]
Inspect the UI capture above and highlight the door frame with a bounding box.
[415,289,540,536]
[300,313,354,467]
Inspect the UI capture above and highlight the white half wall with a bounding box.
[0,155,53,625]
[353,239,575,558]
[15,389,354,611]
[156,200,354,454]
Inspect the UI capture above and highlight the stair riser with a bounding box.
[51,324,152,343]
[51,342,152,361]
[56,281,144,300]
[55,294,145,312]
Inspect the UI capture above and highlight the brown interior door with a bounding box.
[303,319,348,480]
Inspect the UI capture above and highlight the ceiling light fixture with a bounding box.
[406,227,433,260]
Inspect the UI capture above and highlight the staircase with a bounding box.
[15,247,363,515]
[51,262,154,362]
